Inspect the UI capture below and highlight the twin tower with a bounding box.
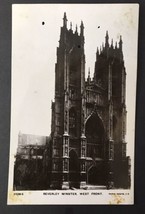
[49,13,130,189]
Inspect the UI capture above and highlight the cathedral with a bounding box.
[14,13,130,190]
[49,13,130,189]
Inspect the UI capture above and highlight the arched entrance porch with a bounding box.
[69,149,80,188]
[87,164,107,186]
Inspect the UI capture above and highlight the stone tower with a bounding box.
[51,13,86,189]
[85,31,129,188]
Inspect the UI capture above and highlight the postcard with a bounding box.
[7,3,139,204]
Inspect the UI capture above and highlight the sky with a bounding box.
[10,4,139,158]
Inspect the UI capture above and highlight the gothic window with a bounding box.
[85,113,105,159]
[69,64,77,85]
[53,148,59,156]
[69,108,77,137]
[56,114,60,126]
[56,126,60,133]
[30,148,34,155]
[69,87,77,99]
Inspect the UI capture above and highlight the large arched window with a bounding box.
[69,108,77,137]
[85,113,105,159]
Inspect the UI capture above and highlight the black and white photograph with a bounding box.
[7,4,139,204]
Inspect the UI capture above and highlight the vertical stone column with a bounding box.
[80,94,87,188]
[107,138,114,189]
[80,48,87,188]
[107,63,114,189]
[62,133,69,189]
[51,136,61,189]
[80,134,87,188]
[121,106,127,159]
[121,67,127,160]
[62,49,70,189]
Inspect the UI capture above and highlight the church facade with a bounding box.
[49,13,130,189]
[14,13,131,190]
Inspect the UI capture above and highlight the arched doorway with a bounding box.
[69,150,80,188]
[88,164,106,185]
